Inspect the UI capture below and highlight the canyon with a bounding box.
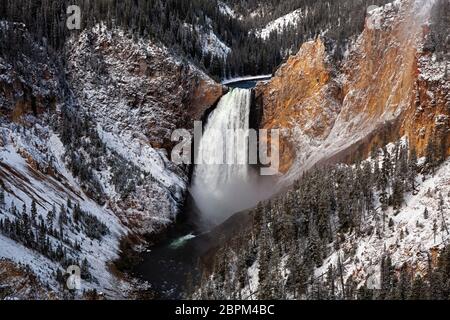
[0,0,449,300]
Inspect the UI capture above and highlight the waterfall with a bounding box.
[191,88,255,225]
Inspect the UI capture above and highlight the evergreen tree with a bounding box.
[423,207,429,220]
[410,276,427,300]
[30,199,37,224]
[59,204,68,226]
[408,147,418,193]
[81,258,90,280]
[425,137,437,174]
[47,205,56,230]
[380,255,393,299]
[0,187,5,209]
[438,193,449,238]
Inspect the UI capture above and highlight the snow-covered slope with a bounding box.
[256,9,304,39]
[0,77,129,299]
[193,0,450,300]
[65,24,223,234]
[182,23,231,59]
[193,138,450,299]
[218,2,236,19]
[0,258,57,299]
[315,145,450,290]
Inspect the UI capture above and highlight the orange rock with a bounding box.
[256,1,449,178]
[255,38,341,174]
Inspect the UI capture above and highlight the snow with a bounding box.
[183,23,231,59]
[0,125,131,298]
[97,126,185,191]
[218,2,236,18]
[66,24,206,232]
[256,9,303,39]
[315,149,450,290]
[242,260,259,300]
[277,0,445,189]
[233,144,450,297]
[418,54,449,83]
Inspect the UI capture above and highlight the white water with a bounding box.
[169,233,197,249]
[191,88,258,225]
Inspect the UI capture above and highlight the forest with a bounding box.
[1,0,392,79]
[192,135,450,299]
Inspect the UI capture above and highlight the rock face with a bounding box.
[255,39,341,174]
[67,25,223,151]
[256,0,449,183]
[0,23,62,120]
[66,25,224,233]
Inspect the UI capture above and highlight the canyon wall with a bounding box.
[256,0,449,182]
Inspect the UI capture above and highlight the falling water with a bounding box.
[191,88,256,225]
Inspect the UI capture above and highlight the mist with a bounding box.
[190,165,277,226]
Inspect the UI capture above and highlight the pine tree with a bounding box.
[410,276,427,300]
[378,149,390,219]
[423,207,429,220]
[396,264,411,300]
[257,229,271,300]
[425,137,436,174]
[380,255,393,299]
[73,204,81,223]
[408,147,418,193]
[433,219,438,244]
[81,258,90,280]
[327,264,336,299]
[438,192,449,237]
[30,199,37,224]
[47,205,55,230]
[0,188,5,209]
[59,204,67,226]
[388,218,394,228]
[392,175,404,210]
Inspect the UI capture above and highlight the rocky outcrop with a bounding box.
[256,0,450,182]
[402,37,450,157]
[0,23,61,121]
[67,24,223,151]
[64,25,224,234]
